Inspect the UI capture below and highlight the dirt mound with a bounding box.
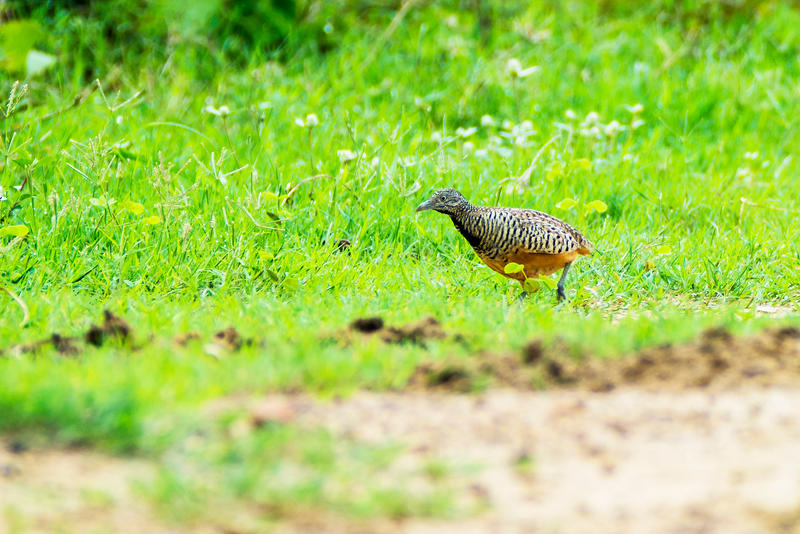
[340,316,447,346]
[2,310,133,357]
[410,326,800,392]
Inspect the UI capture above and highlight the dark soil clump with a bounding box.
[343,316,447,346]
[410,326,800,392]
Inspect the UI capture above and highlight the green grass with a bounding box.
[2,0,800,523]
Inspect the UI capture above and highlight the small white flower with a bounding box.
[565,109,577,120]
[623,153,634,162]
[625,103,644,114]
[632,119,645,130]
[589,126,602,138]
[480,114,495,127]
[501,119,514,130]
[463,141,475,154]
[506,58,539,78]
[218,105,230,116]
[506,58,523,77]
[294,117,305,127]
[475,148,489,159]
[204,105,222,116]
[744,151,759,161]
[489,135,503,146]
[337,149,357,163]
[520,120,534,132]
[514,135,527,146]
[431,131,443,143]
[761,160,771,168]
[456,126,477,138]
[736,167,752,179]
[305,113,319,127]
[258,101,272,110]
[604,120,624,136]
[371,156,381,168]
[583,111,600,126]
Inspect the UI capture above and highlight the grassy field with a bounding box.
[2,0,800,528]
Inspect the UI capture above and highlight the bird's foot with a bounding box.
[517,291,529,303]
[556,288,566,302]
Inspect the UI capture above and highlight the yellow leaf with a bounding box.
[555,198,577,210]
[141,216,162,225]
[522,278,540,293]
[545,162,562,181]
[655,245,672,255]
[261,191,285,202]
[0,224,29,237]
[572,158,592,170]
[119,200,144,215]
[585,199,607,213]
[504,262,524,274]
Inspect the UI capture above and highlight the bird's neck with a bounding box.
[449,206,484,249]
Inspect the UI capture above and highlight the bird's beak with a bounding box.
[416,199,433,212]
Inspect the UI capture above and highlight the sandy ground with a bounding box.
[5,387,800,534]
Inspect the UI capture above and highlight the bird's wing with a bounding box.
[507,209,582,255]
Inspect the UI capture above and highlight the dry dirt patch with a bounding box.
[273,388,800,534]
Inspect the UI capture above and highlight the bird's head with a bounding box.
[416,188,469,215]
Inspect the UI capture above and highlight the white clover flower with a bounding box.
[489,135,503,146]
[514,135,527,146]
[480,114,495,127]
[744,151,759,161]
[520,120,534,132]
[626,103,644,114]
[565,109,577,120]
[258,101,272,110]
[218,105,230,116]
[604,120,624,136]
[583,111,600,126]
[578,128,590,137]
[305,113,319,127]
[632,119,645,130]
[337,149,357,163]
[371,156,381,168]
[456,126,477,138]
[502,119,514,130]
[589,126,602,138]
[294,117,305,127]
[431,131,443,143]
[463,141,475,154]
[475,148,489,159]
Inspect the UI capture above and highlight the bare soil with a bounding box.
[4,325,800,533]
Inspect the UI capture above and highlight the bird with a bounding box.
[416,188,593,301]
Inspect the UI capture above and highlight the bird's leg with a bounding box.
[556,262,572,302]
[517,291,528,303]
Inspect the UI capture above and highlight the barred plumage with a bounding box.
[416,188,593,301]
